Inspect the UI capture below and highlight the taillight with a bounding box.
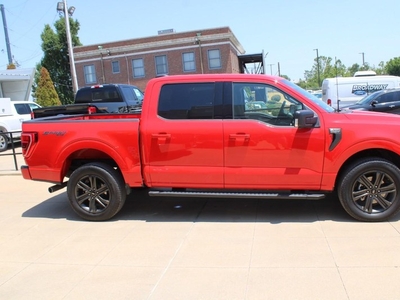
[21,132,37,156]
[30,111,34,119]
[88,106,97,114]
[327,99,332,106]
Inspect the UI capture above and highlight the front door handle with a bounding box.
[152,133,171,139]
[152,133,171,144]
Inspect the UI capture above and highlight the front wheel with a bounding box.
[338,158,400,221]
[67,162,126,221]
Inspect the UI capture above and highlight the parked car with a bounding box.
[32,84,144,118]
[341,88,400,114]
[0,100,41,152]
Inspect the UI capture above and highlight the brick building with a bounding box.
[73,27,246,91]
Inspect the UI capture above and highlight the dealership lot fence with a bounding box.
[0,131,22,171]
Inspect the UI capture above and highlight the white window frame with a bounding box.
[132,58,145,78]
[182,52,196,72]
[155,55,168,76]
[208,49,222,70]
[111,61,120,74]
[84,65,96,84]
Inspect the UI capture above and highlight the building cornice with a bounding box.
[74,31,245,60]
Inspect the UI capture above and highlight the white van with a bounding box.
[322,75,400,110]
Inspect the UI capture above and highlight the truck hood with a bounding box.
[337,109,400,126]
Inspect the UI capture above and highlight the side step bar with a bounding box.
[148,190,325,200]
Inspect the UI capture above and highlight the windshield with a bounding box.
[355,91,382,104]
[280,79,335,112]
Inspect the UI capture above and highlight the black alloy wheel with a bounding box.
[67,162,126,221]
[338,158,400,221]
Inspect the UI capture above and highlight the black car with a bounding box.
[341,88,400,114]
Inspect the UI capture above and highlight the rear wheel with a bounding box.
[338,158,400,221]
[67,162,126,221]
[0,133,8,152]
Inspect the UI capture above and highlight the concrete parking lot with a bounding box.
[1,146,400,299]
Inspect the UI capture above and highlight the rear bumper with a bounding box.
[21,165,32,180]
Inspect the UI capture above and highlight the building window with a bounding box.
[208,49,221,69]
[155,55,168,76]
[84,65,96,84]
[111,61,120,73]
[132,58,145,78]
[182,52,196,72]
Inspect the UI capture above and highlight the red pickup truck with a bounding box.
[21,74,400,222]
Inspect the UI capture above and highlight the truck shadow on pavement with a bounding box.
[22,189,400,223]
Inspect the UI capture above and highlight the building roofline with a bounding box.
[74,26,245,58]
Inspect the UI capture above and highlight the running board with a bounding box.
[148,190,325,200]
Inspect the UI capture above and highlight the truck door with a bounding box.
[142,82,224,188]
[223,82,325,190]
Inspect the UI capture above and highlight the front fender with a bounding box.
[321,139,400,189]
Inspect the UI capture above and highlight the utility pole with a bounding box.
[57,0,78,95]
[0,4,13,65]
[195,33,204,74]
[314,48,320,87]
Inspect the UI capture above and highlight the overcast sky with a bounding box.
[1,0,399,81]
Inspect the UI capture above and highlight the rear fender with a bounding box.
[55,139,142,186]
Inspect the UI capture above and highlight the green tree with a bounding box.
[35,67,61,107]
[280,74,290,80]
[386,57,400,76]
[375,61,386,75]
[298,56,347,89]
[347,63,361,76]
[38,17,82,105]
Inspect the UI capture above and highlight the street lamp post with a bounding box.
[57,0,78,96]
[267,64,274,75]
[314,48,320,88]
[359,52,365,66]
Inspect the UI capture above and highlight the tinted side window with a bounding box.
[120,86,138,105]
[14,104,31,115]
[158,83,215,119]
[377,92,397,103]
[75,88,92,103]
[120,86,144,105]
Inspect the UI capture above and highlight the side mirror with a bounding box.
[371,100,378,107]
[294,110,318,128]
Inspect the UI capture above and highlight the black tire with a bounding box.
[67,162,126,221]
[338,158,400,221]
[0,133,8,152]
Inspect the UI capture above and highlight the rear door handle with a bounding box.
[229,133,250,140]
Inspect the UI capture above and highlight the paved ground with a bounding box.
[1,146,400,299]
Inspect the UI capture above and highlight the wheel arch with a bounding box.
[335,148,400,189]
[55,139,141,185]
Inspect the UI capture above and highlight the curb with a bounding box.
[0,171,22,176]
